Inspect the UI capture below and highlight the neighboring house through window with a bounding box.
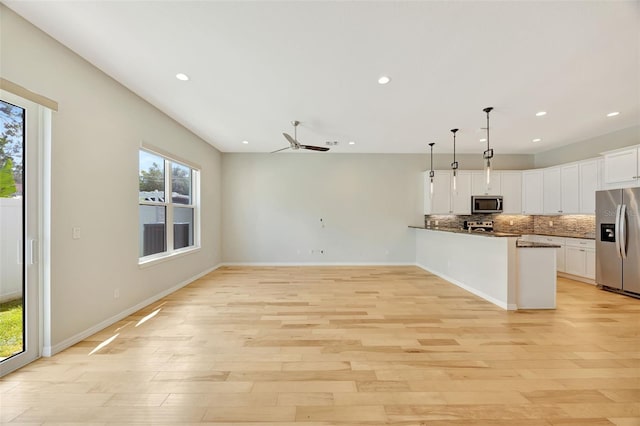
[138,148,199,263]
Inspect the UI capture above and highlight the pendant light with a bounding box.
[428,142,435,198]
[483,107,494,186]
[450,128,459,192]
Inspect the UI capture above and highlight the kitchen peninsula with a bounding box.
[412,226,559,310]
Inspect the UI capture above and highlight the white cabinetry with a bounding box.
[579,160,599,214]
[561,164,580,214]
[564,238,596,281]
[603,146,639,188]
[542,163,589,215]
[424,171,451,214]
[451,171,472,215]
[543,167,562,214]
[500,171,522,214]
[424,171,471,215]
[522,170,544,215]
[471,171,501,195]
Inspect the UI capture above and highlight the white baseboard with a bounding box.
[42,263,222,357]
[415,262,514,310]
[219,262,416,267]
[558,272,596,285]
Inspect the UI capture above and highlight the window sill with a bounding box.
[138,246,201,269]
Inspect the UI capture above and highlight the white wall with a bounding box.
[535,125,640,168]
[1,5,222,353]
[222,154,425,264]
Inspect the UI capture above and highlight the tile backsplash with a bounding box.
[424,214,596,239]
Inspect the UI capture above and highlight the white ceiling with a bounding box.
[5,1,639,155]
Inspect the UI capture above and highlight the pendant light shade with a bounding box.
[483,107,494,186]
[428,142,435,198]
[450,128,459,192]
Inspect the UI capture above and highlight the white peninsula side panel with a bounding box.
[415,229,518,310]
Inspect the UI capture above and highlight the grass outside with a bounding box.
[0,299,23,358]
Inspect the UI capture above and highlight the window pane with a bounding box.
[139,151,165,202]
[0,100,25,360]
[173,207,194,250]
[171,162,191,205]
[139,205,166,256]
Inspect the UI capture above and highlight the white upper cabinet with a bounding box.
[522,170,544,215]
[543,167,562,214]
[500,171,522,214]
[451,171,472,215]
[424,171,452,214]
[579,160,599,214]
[603,146,639,188]
[560,164,580,214]
[471,171,502,195]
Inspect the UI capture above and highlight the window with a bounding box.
[139,148,199,262]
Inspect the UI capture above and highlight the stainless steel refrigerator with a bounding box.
[596,188,640,297]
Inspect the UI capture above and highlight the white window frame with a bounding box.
[138,146,200,266]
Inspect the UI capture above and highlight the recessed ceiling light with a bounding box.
[535,111,547,117]
[607,111,620,117]
[532,138,542,142]
[242,140,249,144]
[378,76,391,85]
[175,73,190,81]
[348,141,355,145]
[480,138,487,142]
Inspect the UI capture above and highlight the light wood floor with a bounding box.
[1,266,639,425]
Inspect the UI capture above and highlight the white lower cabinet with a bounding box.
[520,236,595,281]
[564,238,596,281]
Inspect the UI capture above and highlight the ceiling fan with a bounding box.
[271,120,330,153]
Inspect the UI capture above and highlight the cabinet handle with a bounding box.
[558,210,562,213]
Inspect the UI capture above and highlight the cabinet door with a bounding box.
[585,249,595,280]
[451,171,472,215]
[501,171,522,214]
[471,171,501,195]
[543,167,562,214]
[424,171,451,214]
[561,164,580,214]
[522,170,543,215]
[604,148,638,186]
[579,160,598,214]
[565,246,586,276]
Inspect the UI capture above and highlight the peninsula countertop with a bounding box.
[409,225,521,238]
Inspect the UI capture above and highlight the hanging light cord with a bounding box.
[483,107,493,160]
[429,142,435,176]
[451,129,459,171]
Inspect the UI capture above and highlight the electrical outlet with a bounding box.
[435,220,439,226]
[549,221,553,227]
[114,288,120,299]
[72,227,81,240]
[509,220,514,226]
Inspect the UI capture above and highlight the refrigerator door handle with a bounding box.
[615,204,622,259]
[620,204,627,259]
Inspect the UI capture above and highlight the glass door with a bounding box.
[0,92,42,376]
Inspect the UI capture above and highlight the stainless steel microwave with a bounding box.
[472,195,503,213]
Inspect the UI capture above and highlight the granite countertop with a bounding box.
[530,232,596,240]
[409,225,521,238]
[516,240,561,248]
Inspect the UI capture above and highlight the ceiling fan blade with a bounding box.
[282,132,298,147]
[270,146,291,153]
[300,144,330,152]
